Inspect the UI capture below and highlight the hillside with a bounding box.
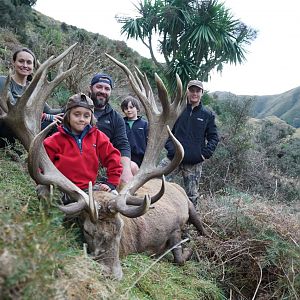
[0,9,159,105]
[211,86,300,128]
[1,149,299,299]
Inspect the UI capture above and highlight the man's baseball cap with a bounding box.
[187,80,203,90]
[66,93,94,113]
[90,73,114,89]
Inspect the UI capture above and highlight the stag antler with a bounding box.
[0,43,77,150]
[27,53,186,222]
[105,54,186,197]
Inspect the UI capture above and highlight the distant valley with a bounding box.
[211,86,300,128]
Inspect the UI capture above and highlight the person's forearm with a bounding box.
[120,156,133,185]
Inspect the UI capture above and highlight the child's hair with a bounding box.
[63,93,96,129]
[120,96,141,112]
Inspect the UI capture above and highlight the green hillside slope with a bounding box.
[211,86,300,128]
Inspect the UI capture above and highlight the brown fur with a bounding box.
[82,179,205,280]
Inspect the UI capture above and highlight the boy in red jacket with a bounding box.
[44,93,122,203]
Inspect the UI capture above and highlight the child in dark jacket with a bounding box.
[121,96,148,175]
[44,93,122,199]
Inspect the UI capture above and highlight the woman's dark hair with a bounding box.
[120,96,141,112]
[12,47,37,68]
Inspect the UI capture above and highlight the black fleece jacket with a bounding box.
[166,103,219,164]
[94,103,131,158]
[124,116,148,166]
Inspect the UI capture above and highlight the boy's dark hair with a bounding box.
[120,96,141,112]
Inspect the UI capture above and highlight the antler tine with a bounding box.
[47,43,78,69]
[23,43,78,108]
[125,125,184,197]
[105,53,137,85]
[22,42,77,103]
[132,70,146,94]
[88,181,98,222]
[28,122,90,207]
[105,53,157,123]
[110,194,151,218]
[126,175,165,206]
[157,126,184,176]
[134,66,157,111]
[132,70,156,123]
[172,74,184,108]
[105,53,146,97]
[0,71,12,114]
[155,73,170,117]
[57,60,65,76]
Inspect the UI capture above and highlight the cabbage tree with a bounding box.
[117,0,257,90]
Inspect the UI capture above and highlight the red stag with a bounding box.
[2,46,206,280]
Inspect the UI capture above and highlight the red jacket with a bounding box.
[44,125,122,189]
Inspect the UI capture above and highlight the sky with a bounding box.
[34,0,300,96]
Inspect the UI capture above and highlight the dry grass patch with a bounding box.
[191,194,300,299]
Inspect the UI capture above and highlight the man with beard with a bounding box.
[89,73,133,186]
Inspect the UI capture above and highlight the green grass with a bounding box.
[119,255,224,300]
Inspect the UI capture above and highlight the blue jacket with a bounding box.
[94,103,131,158]
[166,103,219,164]
[124,116,148,166]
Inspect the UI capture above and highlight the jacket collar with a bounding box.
[59,124,93,139]
[94,103,113,116]
[124,115,143,122]
[187,102,202,111]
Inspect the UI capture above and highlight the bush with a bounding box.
[201,96,300,202]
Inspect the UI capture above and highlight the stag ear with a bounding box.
[36,184,51,201]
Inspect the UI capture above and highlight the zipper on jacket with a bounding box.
[78,138,82,154]
[190,108,194,117]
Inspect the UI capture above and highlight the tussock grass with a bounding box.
[195,192,300,299]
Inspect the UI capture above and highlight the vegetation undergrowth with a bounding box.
[197,192,300,299]
[1,148,299,299]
